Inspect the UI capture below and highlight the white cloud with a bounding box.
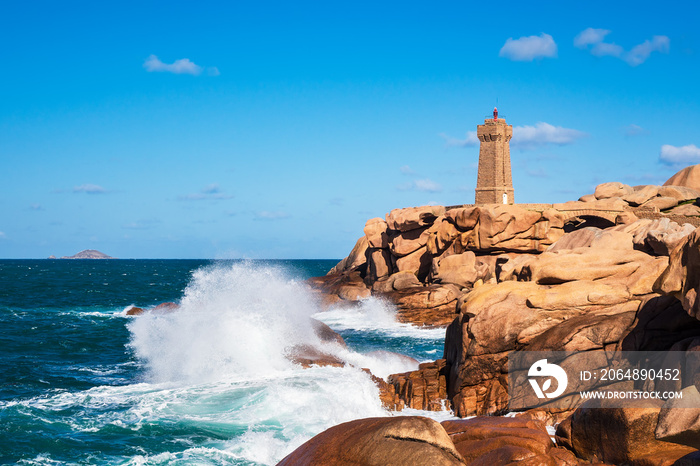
[178,184,233,201]
[398,178,442,193]
[399,165,416,175]
[624,124,648,137]
[574,28,669,66]
[499,33,557,61]
[414,179,442,192]
[440,131,479,147]
[512,122,587,149]
[201,183,222,194]
[0,231,6,239]
[123,219,160,230]
[591,42,624,58]
[660,144,700,165]
[526,168,549,178]
[29,203,44,211]
[626,36,670,66]
[73,184,106,194]
[255,211,290,220]
[574,28,611,48]
[144,55,204,75]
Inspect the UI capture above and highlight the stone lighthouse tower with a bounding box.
[475,107,514,204]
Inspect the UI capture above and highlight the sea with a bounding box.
[0,259,451,465]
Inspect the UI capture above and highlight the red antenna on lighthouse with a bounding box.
[493,107,498,121]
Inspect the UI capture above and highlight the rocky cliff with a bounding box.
[300,164,700,465]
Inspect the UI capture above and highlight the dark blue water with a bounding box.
[0,260,445,465]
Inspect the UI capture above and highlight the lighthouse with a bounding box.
[475,107,514,204]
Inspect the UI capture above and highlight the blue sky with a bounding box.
[2,1,699,259]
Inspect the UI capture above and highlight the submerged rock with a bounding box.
[125,301,179,316]
[285,344,345,368]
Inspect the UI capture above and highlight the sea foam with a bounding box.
[2,260,450,465]
[125,263,447,463]
[122,263,400,463]
[128,263,324,383]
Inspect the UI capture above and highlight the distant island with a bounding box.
[49,250,115,259]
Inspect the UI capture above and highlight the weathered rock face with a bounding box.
[655,385,700,449]
[277,416,464,466]
[659,185,700,202]
[364,217,390,248]
[594,181,634,200]
[555,399,696,465]
[443,416,583,465]
[318,204,571,317]
[304,172,700,465]
[447,205,566,253]
[386,205,446,232]
[670,203,700,216]
[500,247,668,295]
[280,415,591,466]
[560,180,700,218]
[429,251,491,289]
[387,359,449,411]
[664,164,700,191]
[377,284,462,327]
[623,184,660,206]
[553,197,628,213]
[655,227,700,320]
[610,218,697,256]
[318,188,700,316]
[443,235,700,417]
[309,270,370,304]
[327,236,369,275]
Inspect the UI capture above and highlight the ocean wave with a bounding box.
[313,297,447,340]
[3,262,450,465]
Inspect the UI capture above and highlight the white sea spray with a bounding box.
[6,262,451,465]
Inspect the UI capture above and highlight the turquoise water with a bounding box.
[0,260,446,465]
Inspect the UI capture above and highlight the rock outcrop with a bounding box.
[443,416,583,465]
[307,168,700,464]
[655,227,700,319]
[277,416,464,466]
[312,177,700,327]
[555,399,697,465]
[664,164,700,192]
[125,301,179,316]
[281,415,590,465]
[387,359,449,411]
[655,385,700,449]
